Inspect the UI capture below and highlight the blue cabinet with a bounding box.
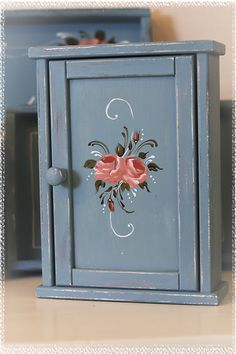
[29,41,228,305]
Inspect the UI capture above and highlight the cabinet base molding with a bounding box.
[36,281,228,306]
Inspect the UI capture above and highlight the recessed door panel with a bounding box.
[49,56,198,291]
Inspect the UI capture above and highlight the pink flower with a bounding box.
[80,38,100,45]
[94,154,123,184]
[121,157,149,188]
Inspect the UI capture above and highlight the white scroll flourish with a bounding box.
[105,98,134,121]
[105,98,135,238]
[109,212,134,238]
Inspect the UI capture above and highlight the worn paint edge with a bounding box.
[35,281,228,306]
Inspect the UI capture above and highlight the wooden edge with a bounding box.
[35,281,228,306]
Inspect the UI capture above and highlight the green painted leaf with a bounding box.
[139,181,151,192]
[95,180,101,192]
[95,180,105,192]
[84,159,97,169]
[115,143,125,157]
[138,151,149,159]
[147,162,163,171]
[121,182,130,191]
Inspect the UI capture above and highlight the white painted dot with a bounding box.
[140,138,143,141]
[150,175,153,178]
[141,133,144,136]
[127,193,130,196]
[115,114,118,118]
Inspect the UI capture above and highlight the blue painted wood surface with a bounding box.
[32,41,227,305]
[49,61,73,286]
[29,40,225,59]
[36,60,54,286]
[36,281,228,306]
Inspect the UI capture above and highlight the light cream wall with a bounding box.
[151,5,234,100]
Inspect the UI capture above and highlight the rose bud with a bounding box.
[133,131,139,143]
[108,198,115,212]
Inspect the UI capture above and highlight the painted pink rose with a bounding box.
[94,154,123,184]
[80,38,100,45]
[121,157,149,188]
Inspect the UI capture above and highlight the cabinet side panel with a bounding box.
[208,54,222,288]
[197,53,222,292]
[36,59,54,286]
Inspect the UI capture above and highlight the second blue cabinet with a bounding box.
[29,41,227,305]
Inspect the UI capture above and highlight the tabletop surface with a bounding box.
[4,271,233,347]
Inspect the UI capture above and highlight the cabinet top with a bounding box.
[29,40,225,59]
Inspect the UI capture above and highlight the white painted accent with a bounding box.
[105,98,134,121]
[91,150,102,158]
[145,155,156,164]
[109,212,134,238]
[131,190,136,197]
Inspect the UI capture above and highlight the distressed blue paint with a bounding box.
[36,281,228,306]
[31,41,227,305]
[66,57,175,78]
[29,40,225,59]
[36,59,54,285]
[175,56,198,291]
[49,61,73,286]
[72,269,179,290]
[196,53,222,293]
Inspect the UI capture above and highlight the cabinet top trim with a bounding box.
[29,40,225,59]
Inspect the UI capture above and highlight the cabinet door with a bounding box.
[49,56,198,291]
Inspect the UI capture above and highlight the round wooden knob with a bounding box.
[46,167,67,186]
